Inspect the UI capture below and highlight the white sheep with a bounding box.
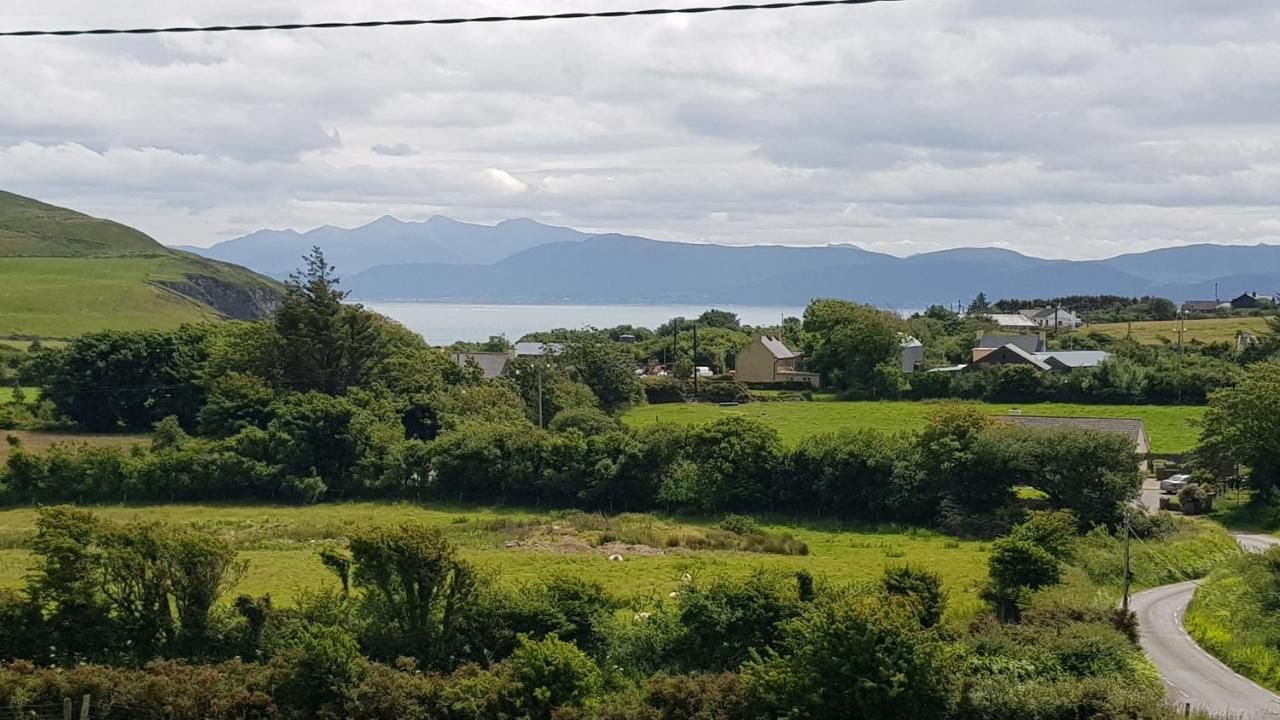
[608,553,624,562]
[633,612,651,621]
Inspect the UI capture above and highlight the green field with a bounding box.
[624,400,1204,454]
[0,503,993,620]
[0,257,225,337]
[0,430,150,464]
[1090,316,1271,344]
[0,386,37,405]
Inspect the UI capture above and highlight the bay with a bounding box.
[359,301,807,346]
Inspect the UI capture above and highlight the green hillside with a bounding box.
[0,191,281,338]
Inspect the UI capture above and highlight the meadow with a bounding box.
[623,399,1205,453]
[0,429,150,464]
[0,502,994,621]
[0,387,36,405]
[0,256,222,338]
[1090,316,1271,344]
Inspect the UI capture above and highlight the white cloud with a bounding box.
[1,0,1279,259]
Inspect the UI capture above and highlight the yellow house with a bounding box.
[734,335,820,388]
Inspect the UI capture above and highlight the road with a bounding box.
[1132,532,1280,719]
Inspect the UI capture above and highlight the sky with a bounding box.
[3,0,1280,259]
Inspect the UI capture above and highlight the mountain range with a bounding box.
[184,217,1280,307]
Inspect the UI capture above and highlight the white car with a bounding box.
[1160,474,1190,494]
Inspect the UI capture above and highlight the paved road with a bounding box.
[1132,533,1280,719]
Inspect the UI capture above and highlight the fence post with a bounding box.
[79,694,91,720]
[63,698,71,720]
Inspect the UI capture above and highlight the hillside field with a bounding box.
[0,502,993,621]
[1089,316,1271,344]
[0,256,223,337]
[623,400,1204,453]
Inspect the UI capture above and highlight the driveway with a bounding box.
[1140,478,1165,513]
[1132,533,1280,719]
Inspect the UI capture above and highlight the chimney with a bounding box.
[976,329,985,342]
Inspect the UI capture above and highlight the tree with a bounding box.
[880,565,947,628]
[742,593,954,719]
[1197,362,1280,494]
[1025,429,1140,528]
[347,524,477,667]
[968,292,991,315]
[499,634,601,720]
[918,405,1016,515]
[981,538,1062,622]
[697,309,741,330]
[561,335,644,412]
[802,299,902,394]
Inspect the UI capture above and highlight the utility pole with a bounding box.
[537,364,544,429]
[1176,311,1185,404]
[692,324,700,395]
[1121,510,1133,613]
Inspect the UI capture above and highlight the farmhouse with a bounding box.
[449,351,511,379]
[988,313,1039,329]
[1181,299,1226,313]
[734,335,821,388]
[962,331,1110,372]
[1231,292,1261,310]
[1019,307,1084,329]
[994,414,1151,469]
[973,331,1047,360]
[900,335,924,373]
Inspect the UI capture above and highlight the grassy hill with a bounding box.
[0,191,281,338]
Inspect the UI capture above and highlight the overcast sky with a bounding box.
[4,0,1280,258]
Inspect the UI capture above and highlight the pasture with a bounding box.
[0,430,150,464]
[0,256,221,338]
[0,502,994,620]
[0,387,37,405]
[1089,316,1271,345]
[623,400,1204,454]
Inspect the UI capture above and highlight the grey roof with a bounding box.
[1182,300,1221,310]
[899,335,923,348]
[995,415,1148,446]
[1033,350,1111,369]
[977,334,1044,353]
[991,343,1052,370]
[450,351,510,379]
[514,341,563,357]
[988,313,1039,328]
[760,335,801,360]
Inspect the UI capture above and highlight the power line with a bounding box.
[0,0,898,38]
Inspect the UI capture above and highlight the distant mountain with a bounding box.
[183,216,591,278]
[0,190,280,338]
[339,234,1280,307]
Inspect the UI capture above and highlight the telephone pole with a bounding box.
[692,325,700,395]
[1121,510,1133,613]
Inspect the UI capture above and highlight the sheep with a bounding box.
[608,553,624,562]
[633,612,651,621]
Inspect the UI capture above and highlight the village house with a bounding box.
[993,413,1151,470]
[734,335,821,388]
[449,351,511,379]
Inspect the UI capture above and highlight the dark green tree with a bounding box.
[802,299,901,394]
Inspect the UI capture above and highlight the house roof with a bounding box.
[988,313,1039,328]
[977,334,1045,353]
[450,351,510,379]
[972,343,1053,371]
[1182,300,1221,310]
[514,341,563,357]
[1032,350,1111,369]
[759,335,801,360]
[994,415,1148,446]
[899,334,923,348]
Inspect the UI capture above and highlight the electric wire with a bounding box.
[0,0,899,38]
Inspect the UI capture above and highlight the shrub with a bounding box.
[881,565,947,628]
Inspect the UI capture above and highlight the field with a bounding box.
[0,430,150,463]
[0,257,223,338]
[1089,316,1271,344]
[0,387,37,405]
[0,502,994,621]
[623,400,1204,454]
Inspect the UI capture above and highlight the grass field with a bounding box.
[624,400,1204,454]
[0,502,994,620]
[0,387,37,405]
[0,257,223,338]
[1184,553,1280,692]
[0,430,150,464]
[1090,316,1271,344]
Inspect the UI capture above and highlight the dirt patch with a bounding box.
[501,535,676,557]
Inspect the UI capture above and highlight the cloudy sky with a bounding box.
[4,0,1280,259]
